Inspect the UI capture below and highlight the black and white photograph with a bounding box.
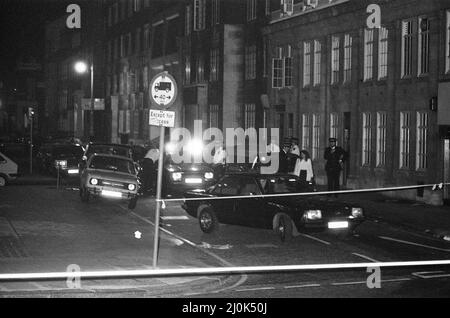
[1,0,450,302]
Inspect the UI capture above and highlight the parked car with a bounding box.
[0,151,19,186]
[36,143,84,177]
[182,173,365,241]
[79,154,140,209]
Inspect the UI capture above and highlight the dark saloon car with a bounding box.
[36,143,84,177]
[163,161,216,198]
[182,173,365,241]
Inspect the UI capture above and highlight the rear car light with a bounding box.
[172,172,182,181]
[204,172,214,179]
[55,160,67,168]
[128,184,136,191]
[351,207,364,218]
[304,210,322,220]
[90,178,98,185]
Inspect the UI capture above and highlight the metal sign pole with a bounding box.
[29,114,33,174]
[152,125,165,269]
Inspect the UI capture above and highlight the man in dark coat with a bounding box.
[278,141,291,173]
[324,138,346,197]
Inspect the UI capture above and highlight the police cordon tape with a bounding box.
[1,260,450,281]
[156,182,449,203]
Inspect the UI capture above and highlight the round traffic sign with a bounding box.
[149,71,178,109]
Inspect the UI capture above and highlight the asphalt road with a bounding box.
[1,183,450,297]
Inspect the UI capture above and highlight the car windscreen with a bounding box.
[52,146,84,158]
[87,145,132,158]
[258,176,300,194]
[89,156,136,174]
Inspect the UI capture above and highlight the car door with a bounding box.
[209,176,239,224]
[234,176,268,228]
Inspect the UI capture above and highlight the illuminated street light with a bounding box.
[74,60,94,139]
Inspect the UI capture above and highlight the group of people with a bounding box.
[278,137,347,196]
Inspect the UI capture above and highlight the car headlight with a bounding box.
[172,172,182,181]
[304,210,322,220]
[55,160,67,168]
[351,207,364,218]
[128,184,136,191]
[204,172,214,179]
[90,178,98,185]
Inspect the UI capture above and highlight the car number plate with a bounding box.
[101,190,122,198]
[328,221,349,229]
[185,178,202,184]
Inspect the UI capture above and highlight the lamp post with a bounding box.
[74,61,94,139]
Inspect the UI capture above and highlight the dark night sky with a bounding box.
[0,0,81,83]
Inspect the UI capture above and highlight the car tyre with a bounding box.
[80,186,90,202]
[0,175,7,187]
[128,197,138,210]
[198,206,219,234]
[275,214,293,242]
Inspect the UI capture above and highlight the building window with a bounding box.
[401,20,414,78]
[245,45,257,80]
[312,114,321,160]
[209,105,219,128]
[302,114,311,152]
[343,34,352,83]
[107,6,112,27]
[193,0,206,31]
[210,48,219,82]
[135,28,141,54]
[284,45,293,86]
[185,56,191,84]
[378,27,388,80]
[272,48,283,88]
[330,113,339,141]
[197,55,205,82]
[288,113,294,138]
[263,40,268,77]
[416,112,428,170]
[143,25,149,50]
[185,5,192,35]
[362,112,372,166]
[376,112,387,167]
[303,42,311,87]
[313,40,321,86]
[282,0,294,15]
[331,36,340,84]
[446,11,450,73]
[134,0,141,12]
[364,29,374,81]
[265,0,271,16]
[247,0,257,21]
[418,17,430,75]
[211,0,220,25]
[244,104,256,130]
[113,3,119,24]
[399,111,411,169]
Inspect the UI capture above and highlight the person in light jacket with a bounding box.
[293,150,314,188]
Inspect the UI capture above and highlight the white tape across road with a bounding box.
[1,260,450,281]
[157,183,450,203]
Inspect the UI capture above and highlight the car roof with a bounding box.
[88,143,132,149]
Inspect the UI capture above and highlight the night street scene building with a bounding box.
[1,0,450,300]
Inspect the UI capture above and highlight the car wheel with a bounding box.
[128,197,138,210]
[275,214,293,242]
[0,176,6,187]
[80,187,90,202]
[198,207,218,234]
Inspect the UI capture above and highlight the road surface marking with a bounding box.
[331,277,411,286]
[236,287,276,292]
[299,233,331,246]
[352,253,380,263]
[412,271,450,279]
[199,242,232,250]
[126,209,249,293]
[331,281,367,286]
[380,278,412,283]
[160,216,189,220]
[379,236,450,253]
[245,244,278,249]
[284,284,321,289]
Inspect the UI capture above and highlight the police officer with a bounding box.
[324,138,346,197]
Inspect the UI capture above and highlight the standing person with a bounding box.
[293,150,314,189]
[290,138,300,157]
[142,148,159,195]
[324,138,346,197]
[278,141,291,173]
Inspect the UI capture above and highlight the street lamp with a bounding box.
[74,61,94,139]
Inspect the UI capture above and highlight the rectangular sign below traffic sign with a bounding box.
[149,109,175,128]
